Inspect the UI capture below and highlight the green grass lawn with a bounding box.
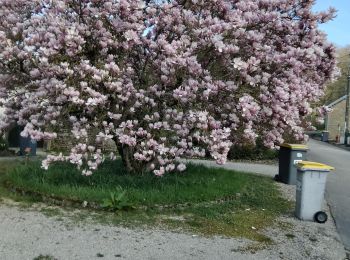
[0,159,292,241]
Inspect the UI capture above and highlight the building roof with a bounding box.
[326,95,347,108]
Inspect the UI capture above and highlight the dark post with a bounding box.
[345,58,350,145]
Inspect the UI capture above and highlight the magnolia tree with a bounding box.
[0,0,338,175]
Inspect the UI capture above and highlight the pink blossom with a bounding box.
[0,0,338,176]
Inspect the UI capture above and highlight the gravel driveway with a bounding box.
[0,170,347,260]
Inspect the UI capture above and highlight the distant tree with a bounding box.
[0,0,338,175]
[322,45,350,104]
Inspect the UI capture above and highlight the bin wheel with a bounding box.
[274,174,280,181]
[314,211,328,223]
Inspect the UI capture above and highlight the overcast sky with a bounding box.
[313,0,350,47]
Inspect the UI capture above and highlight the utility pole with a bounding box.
[345,54,350,145]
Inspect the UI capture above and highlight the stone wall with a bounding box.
[47,128,117,154]
[326,99,346,141]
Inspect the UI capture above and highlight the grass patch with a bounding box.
[4,160,283,206]
[0,160,41,205]
[0,159,292,241]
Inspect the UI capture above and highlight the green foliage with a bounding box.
[101,187,135,211]
[0,135,8,152]
[323,45,350,104]
[228,140,278,161]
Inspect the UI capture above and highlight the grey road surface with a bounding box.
[184,159,277,177]
[307,139,350,252]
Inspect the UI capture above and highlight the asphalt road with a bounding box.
[307,139,350,252]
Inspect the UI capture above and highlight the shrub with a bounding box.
[228,141,278,161]
[0,135,8,152]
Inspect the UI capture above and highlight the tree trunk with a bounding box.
[116,143,135,173]
[114,138,153,174]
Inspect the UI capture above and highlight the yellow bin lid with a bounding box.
[280,143,308,150]
[297,161,335,171]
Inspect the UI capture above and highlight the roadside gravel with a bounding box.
[0,160,347,260]
[0,196,346,260]
[184,159,278,177]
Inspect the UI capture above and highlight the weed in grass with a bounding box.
[236,241,273,254]
[40,207,64,218]
[285,233,296,239]
[33,255,57,260]
[275,221,294,231]
[101,187,135,211]
[308,236,318,242]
